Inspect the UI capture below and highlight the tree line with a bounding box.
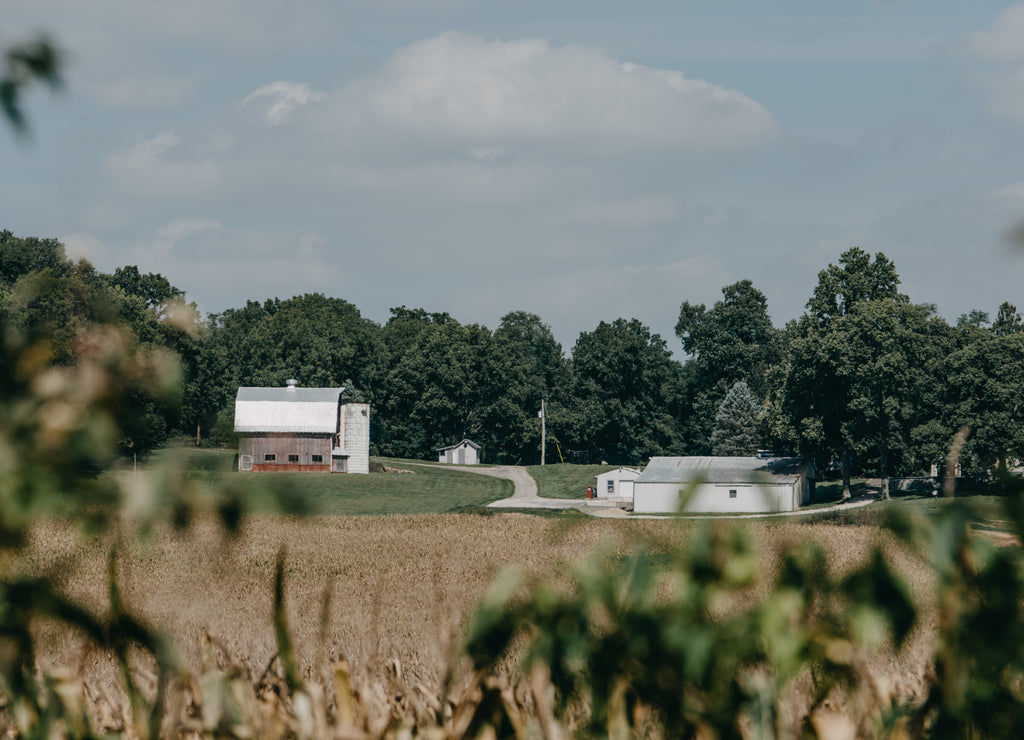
[3,230,1022,489]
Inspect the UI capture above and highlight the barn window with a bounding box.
[288,454,299,463]
[729,489,737,498]
[264,454,276,462]
[312,454,323,463]
[607,480,615,493]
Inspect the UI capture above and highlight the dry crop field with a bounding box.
[23,510,939,734]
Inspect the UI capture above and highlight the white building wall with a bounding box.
[340,403,370,474]
[595,469,640,499]
[439,442,480,465]
[633,481,799,514]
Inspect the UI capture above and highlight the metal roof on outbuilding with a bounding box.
[236,387,344,403]
[436,439,482,452]
[635,456,809,485]
[234,386,344,433]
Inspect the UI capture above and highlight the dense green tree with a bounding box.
[571,318,681,463]
[831,300,947,497]
[783,248,910,497]
[0,230,69,287]
[993,301,1023,336]
[204,294,384,430]
[710,381,762,456]
[0,247,187,454]
[108,265,185,310]
[675,280,779,452]
[939,331,1024,477]
[379,320,499,458]
[381,305,454,358]
[806,246,906,328]
[956,309,990,332]
[488,312,570,464]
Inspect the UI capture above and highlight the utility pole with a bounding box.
[539,398,546,466]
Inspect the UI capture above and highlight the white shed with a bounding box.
[437,439,482,465]
[633,456,813,514]
[594,467,641,499]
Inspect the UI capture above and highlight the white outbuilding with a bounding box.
[633,456,813,514]
[437,439,482,465]
[594,467,641,499]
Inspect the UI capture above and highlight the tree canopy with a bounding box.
[3,229,1021,484]
[710,381,762,456]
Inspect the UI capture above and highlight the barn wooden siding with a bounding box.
[240,433,332,472]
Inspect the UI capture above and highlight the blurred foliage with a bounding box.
[462,485,1024,739]
[0,35,62,136]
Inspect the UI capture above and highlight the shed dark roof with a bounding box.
[436,439,482,452]
[635,456,810,485]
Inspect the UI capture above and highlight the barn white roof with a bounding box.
[234,386,343,433]
[636,457,809,485]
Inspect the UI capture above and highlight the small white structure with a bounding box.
[595,467,641,499]
[633,456,813,514]
[234,380,370,474]
[437,439,481,465]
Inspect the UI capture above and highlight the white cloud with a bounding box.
[242,81,327,125]
[333,32,776,156]
[966,5,1024,124]
[974,64,1024,123]
[106,132,221,198]
[968,4,1024,61]
[153,218,223,253]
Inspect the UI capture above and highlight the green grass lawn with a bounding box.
[156,448,513,516]
[526,463,621,499]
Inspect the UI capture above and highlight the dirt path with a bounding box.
[438,465,590,509]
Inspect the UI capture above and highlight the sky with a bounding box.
[3,1,1024,353]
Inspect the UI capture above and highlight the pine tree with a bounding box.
[710,381,762,456]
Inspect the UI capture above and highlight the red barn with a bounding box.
[234,380,369,473]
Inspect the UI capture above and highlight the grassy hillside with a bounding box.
[527,463,620,499]
[162,448,513,515]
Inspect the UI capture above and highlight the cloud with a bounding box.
[333,32,776,156]
[967,4,1024,61]
[106,132,221,198]
[242,81,326,125]
[153,218,223,253]
[966,5,1024,124]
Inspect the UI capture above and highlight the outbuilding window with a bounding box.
[729,489,737,498]
[607,480,615,494]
